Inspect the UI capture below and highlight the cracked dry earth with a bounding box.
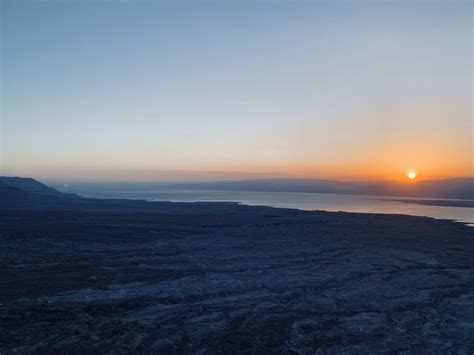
[0,200,473,354]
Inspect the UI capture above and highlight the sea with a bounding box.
[55,184,474,225]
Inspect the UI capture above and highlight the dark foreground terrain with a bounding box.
[1,192,473,353]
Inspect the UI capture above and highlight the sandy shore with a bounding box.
[1,198,473,353]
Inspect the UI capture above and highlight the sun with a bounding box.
[407,171,417,180]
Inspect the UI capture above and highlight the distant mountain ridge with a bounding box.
[175,178,474,200]
[0,176,62,195]
[0,176,78,207]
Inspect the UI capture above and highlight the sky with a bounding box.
[1,0,472,182]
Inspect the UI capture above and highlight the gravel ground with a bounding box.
[1,199,473,354]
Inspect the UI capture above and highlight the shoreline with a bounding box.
[377,198,474,208]
[63,187,474,226]
[77,193,474,226]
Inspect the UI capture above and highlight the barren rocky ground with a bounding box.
[1,198,473,354]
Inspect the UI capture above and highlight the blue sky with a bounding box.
[1,0,472,181]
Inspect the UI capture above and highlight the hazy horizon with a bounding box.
[6,173,474,186]
[1,0,472,182]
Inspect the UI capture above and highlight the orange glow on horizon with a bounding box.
[3,143,472,182]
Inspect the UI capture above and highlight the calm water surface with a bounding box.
[57,185,474,225]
